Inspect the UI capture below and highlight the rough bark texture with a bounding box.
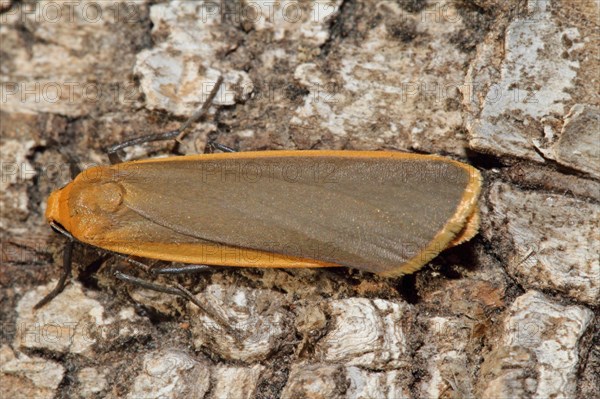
[1,1,598,398]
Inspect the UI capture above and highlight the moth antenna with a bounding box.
[34,240,74,309]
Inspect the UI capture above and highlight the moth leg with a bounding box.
[114,270,244,345]
[106,75,224,164]
[174,74,223,142]
[114,253,216,278]
[113,254,213,276]
[112,253,156,273]
[113,257,208,309]
[106,130,181,164]
[204,141,237,154]
[114,270,202,308]
[154,264,214,274]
